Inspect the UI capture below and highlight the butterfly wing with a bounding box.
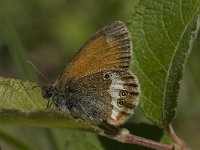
[57,21,132,87]
[55,21,140,126]
[66,70,140,126]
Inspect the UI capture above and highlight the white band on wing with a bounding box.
[108,73,125,120]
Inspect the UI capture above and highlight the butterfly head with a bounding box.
[42,84,55,99]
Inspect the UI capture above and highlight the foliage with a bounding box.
[0,0,200,149]
[129,0,200,126]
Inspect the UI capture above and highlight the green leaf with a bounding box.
[0,129,31,150]
[129,0,200,126]
[50,129,104,150]
[0,76,96,131]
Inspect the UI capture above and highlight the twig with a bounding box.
[99,131,173,150]
[167,124,190,150]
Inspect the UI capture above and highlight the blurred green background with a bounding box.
[0,0,199,150]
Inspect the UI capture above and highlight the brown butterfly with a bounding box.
[42,21,140,127]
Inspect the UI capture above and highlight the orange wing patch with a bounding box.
[58,21,132,86]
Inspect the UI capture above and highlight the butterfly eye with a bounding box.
[103,73,110,80]
[117,100,124,107]
[119,90,128,97]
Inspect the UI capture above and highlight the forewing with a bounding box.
[58,21,132,87]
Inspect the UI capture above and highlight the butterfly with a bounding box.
[42,21,140,127]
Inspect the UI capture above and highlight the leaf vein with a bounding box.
[134,53,163,94]
[142,29,167,73]
[161,3,176,47]
[180,0,186,25]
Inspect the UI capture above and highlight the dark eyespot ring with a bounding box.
[119,90,128,97]
[103,73,110,80]
[117,100,124,107]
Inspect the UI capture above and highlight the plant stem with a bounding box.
[99,131,173,150]
[167,124,190,150]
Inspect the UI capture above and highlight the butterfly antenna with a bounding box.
[27,60,50,84]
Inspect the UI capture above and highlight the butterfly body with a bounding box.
[42,21,140,126]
